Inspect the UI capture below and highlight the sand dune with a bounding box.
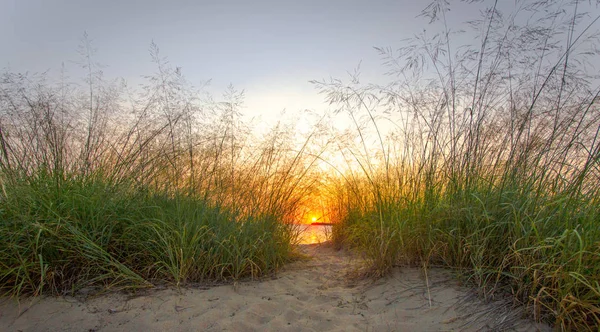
[0,244,550,331]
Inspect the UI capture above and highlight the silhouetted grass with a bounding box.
[0,41,316,296]
[317,1,600,329]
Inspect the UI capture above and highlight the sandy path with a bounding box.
[0,244,549,331]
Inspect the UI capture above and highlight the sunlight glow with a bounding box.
[297,224,332,244]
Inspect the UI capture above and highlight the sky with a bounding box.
[2,0,599,126]
[0,0,466,120]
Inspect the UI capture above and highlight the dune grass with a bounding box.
[317,1,600,329]
[0,42,316,297]
[0,172,294,296]
[1,1,600,330]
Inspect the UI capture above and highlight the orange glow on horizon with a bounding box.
[296,191,331,224]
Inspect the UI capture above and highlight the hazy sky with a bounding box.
[6,0,595,121]
[0,0,460,116]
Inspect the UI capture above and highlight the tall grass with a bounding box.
[0,41,318,296]
[316,0,600,329]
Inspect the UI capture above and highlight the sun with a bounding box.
[311,216,318,222]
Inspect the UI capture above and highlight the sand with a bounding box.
[0,244,550,332]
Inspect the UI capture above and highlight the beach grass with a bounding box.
[1,1,600,330]
[0,172,294,296]
[317,1,600,329]
[0,47,316,297]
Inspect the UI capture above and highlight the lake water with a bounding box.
[296,224,332,244]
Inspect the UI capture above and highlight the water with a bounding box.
[297,224,332,244]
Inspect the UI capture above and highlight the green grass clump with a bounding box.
[0,171,294,297]
[331,175,600,329]
[0,41,315,297]
[317,1,600,329]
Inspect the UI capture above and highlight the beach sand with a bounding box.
[0,244,550,331]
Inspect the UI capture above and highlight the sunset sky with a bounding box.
[0,0,481,121]
[3,1,598,127]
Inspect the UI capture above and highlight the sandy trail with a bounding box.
[0,243,549,331]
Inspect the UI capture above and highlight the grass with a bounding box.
[0,174,291,295]
[0,163,298,297]
[316,1,600,330]
[329,169,600,329]
[0,41,316,297]
[1,1,599,330]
